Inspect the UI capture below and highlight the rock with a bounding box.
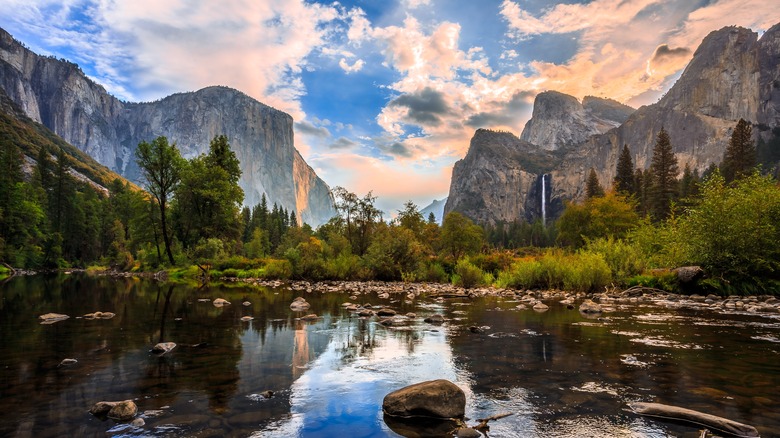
[380,318,394,326]
[456,427,483,438]
[290,297,311,311]
[108,400,138,421]
[378,292,390,299]
[130,418,145,427]
[58,358,77,367]
[424,314,445,324]
[90,401,117,416]
[260,390,274,399]
[675,266,704,283]
[406,312,417,318]
[213,298,231,307]
[377,308,397,316]
[532,302,549,312]
[382,379,466,419]
[579,299,603,314]
[38,313,69,324]
[357,309,374,317]
[242,301,251,306]
[240,316,254,322]
[468,326,483,334]
[151,342,176,355]
[300,314,318,321]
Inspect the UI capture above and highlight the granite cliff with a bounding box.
[446,23,780,225]
[0,28,335,226]
[520,91,634,150]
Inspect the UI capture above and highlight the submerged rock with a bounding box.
[240,316,254,322]
[532,302,549,312]
[424,314,445,324]
[383,379,466,419]
[579,299,603,314]
[39,313,69,324]
[84,311,116,319]
[90,400,138,421]
[213,298,231,307]
[151,342,177,355]
[290,297,311,311]
[377,308,397,316]
[58,358,78,367]
[300,314,318,321]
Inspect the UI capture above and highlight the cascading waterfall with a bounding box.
[541,174,546,226]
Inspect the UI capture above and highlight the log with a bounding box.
[629,402,759,437]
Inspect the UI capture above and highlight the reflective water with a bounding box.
[1,274,778,437]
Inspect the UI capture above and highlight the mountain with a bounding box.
[420,198,447,224]
[520,91,634,150]
[0,86,128,194]
[0,28,336,226]
[445,23,780,225]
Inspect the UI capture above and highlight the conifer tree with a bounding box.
[722,118,755,183]
[649,128,679,221]
[613,144,634,194]
[585,168,605,198]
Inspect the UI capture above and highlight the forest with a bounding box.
[1,119,779,295]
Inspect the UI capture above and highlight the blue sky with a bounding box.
[1,0,779,214]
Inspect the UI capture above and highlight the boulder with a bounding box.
[108,400,138,421]
[579,299,603,314]
[377,308,397,316]
[532,302,549,312]
[89,401,117,416]
[675,266,704,284]
[383,379,466,419]
[290,297,311,311]
[213,298,231,307]
[151,342,177,355]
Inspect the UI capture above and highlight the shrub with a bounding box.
[415,261,449,283]
[562,251,612,292]
[584,237,646,284]
[453,258,486,289]
[261,259,292,279]
[496,259,543,289]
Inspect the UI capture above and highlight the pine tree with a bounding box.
[679,163,695,199]
[613,144,634,194]
[585,167,605,198]
[722,118,755,183]
[633,168,645,215]
[649,128,679,221]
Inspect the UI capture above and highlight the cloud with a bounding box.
[295,120,331,139]
[338,57,365,73]
[329,137,359,149]
[388,87,451,125]
[0,0,342,118]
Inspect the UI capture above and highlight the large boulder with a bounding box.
[90,400,138,421]
[382,379,466,419]
[675,266,705,284]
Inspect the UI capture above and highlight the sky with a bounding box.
[1,0,779,215]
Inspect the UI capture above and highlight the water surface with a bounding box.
[1,274,778,437]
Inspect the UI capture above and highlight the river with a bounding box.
[0,274,778,437]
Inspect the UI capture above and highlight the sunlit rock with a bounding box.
[383,379,466,419]
[151,342,176,355]
[38,313,69,324]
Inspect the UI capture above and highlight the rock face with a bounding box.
[0,28,335,226]
[446,23,780,225]
[420,198,447,224]
[520,91,634,150]
[382,379,466,419]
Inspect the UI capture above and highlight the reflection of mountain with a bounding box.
[292,321,311,380]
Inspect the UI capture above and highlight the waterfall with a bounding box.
[541,174,546,226]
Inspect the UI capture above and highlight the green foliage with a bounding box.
[625,271,678,292]
[495,250,611,292]
[649,127,679,221]
[261,259,293,279]
[722,118,755,183]
[557,191,640,248]
[613,144,635,194]
[414,261,449,283]
[585,167,605,198]
[485,220,556,248]
[452,258,487,289]
[439,212,484,259]
[584,236,646,282]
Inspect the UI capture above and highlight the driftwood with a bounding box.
[621,285,668,296]
[629,402,759,438]
[474,412,513,431]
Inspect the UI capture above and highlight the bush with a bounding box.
[495,250,611,292]
[453,258,486,289]
[261,259,292,279]
[584,237,646,284]
[562,251,611,292]
[325,253,362,280]
[415,261,449,283]
[496,258,543,289]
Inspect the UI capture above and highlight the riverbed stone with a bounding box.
[213,298,231,307]
[382,379,466,418]
[89,401,117,416]
[533,302,549,312]
[300,314,318,321]
[424,314,445,324]
[579,299,603,314]
[59,358,77,367]
[290,297,310,311]
[456,427,482,438]
[39,313,69,324]
[151,342,176,355]
[377,308,397,316]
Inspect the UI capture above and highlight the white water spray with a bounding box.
[541,174,546,226]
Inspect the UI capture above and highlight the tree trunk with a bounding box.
[158,200,175,265]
